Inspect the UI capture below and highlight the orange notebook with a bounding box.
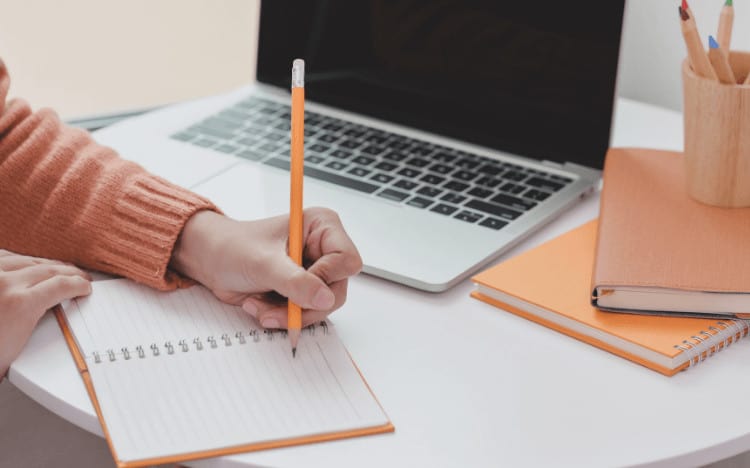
[56,278,393,468]
[592,147,750,317]
[471,220,749,376]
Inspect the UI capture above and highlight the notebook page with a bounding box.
[62,279,389,463]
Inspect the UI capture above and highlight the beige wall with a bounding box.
[0,0,259,120]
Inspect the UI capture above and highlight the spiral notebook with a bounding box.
[55,278,393,468]
[471,220,750,376]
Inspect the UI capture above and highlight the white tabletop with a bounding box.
[12,97,750,468]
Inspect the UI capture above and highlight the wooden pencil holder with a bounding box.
[682,51,750,207]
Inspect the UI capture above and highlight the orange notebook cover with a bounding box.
[55,279,393,468]
[471,220,749,376]
[592,147,750,317]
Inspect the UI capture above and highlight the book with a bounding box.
[592,147,750,317]
[56,278,394,468]
[471,219,750,376]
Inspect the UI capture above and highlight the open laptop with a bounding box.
[92,0,625,292]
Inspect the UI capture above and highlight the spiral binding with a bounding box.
[93,322,328,364]
[673,320,750,369]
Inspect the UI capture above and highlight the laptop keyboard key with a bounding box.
[406,157,430,168]
[394,179,419,191]
[352,155,375,166]
[309,143,330,153]
[363,145,386,155]
[429,164,453,175]
[420,174,445,185]
[441,192,467,204]
[348,167,371,177]
[477,165,502,176]
[190,126,236,140]
[377,188,410,202]
[371,173,395,184]
[325,161,349,171]
[384,151,408,162]
[398,167,421,178]
[331,149,352,159]
[465,199,522,221]
[526,177,565,192]
[171,131,197,142]
[479,217,508,230]
[341,139,363,149]
[475,176,501,188]
[491,193,538,211]
[406,197,434,208]
[237,149,266,161]
[417,186,443,198]
[502,171,527,182]
[194,138,219,148]
[374,161,398,172]
[215,144,240,154]
[430,204,458,216]
[264,158,379,193]
[433,152,457,163]
[524,189,552,201]
[444,181,470,192]
[468,187,493,199]
[307,155,326,164]
[500,182,525,194]
[454,211,482,223]
[456,159,480,169]
[453,170,478,182]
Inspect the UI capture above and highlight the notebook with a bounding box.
[91,0,625,292]
[55,278,393,468]
[470,219,750,376]
[592,147,750,317]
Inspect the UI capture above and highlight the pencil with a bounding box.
[288,58,305,357]
[708,35,736,84]
[717,0,734,52]
[679,6,718,81]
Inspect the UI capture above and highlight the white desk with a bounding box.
[11,97,750,468]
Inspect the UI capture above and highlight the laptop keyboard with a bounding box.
[170,97,574,230]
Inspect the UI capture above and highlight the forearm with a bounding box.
[0,60,218,289]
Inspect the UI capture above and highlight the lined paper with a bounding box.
[63,279,389,463]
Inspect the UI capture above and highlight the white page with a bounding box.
[63,279,390,463]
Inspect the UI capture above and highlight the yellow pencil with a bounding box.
[679,5,718,81]
[717,0,734,52]
[708,35,736,84]
[288,58,305,357]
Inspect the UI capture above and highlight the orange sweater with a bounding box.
[0,59,217,290]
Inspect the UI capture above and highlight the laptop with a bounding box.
[92,0,625,292]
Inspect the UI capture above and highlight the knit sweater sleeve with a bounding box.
[0,59,219,290]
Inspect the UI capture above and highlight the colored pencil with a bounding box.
[288,58,305,357]
[708,35,736,84]
[679,6,719,81]
[717,0,734,52]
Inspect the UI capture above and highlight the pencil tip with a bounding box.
[292,347,297,358]
[709,35,719,49]
[679,6,689,20]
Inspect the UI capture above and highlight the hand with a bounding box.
[0,250,92,378]
[170,208,363,329]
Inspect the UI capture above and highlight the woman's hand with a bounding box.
[170,207,363,329]
[0,250,92,378]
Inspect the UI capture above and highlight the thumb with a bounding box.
[266,257,335,310]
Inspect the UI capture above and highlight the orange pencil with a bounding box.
[288,58,305,357]
[679,5,718,81]
[708,35,736,84]
[717,0,734,52]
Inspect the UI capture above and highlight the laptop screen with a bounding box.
[257,1,624,170]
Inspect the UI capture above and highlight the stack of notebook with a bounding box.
[471,147,750,376]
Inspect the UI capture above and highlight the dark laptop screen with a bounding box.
[257,1,624,169]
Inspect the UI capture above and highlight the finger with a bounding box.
[26,275,92,314]
[13,263,92,286]
[263,256,335,311]
[252,280,347,329]
[303,210,363,284]
[0,254,67,272]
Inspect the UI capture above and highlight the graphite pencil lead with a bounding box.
[292,347,297,358]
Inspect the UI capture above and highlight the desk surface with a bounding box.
[12,97,750,468]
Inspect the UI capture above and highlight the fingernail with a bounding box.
[312,287,335,309]
[242,301,258,318]
[261,317,281,329]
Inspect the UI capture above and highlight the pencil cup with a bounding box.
[682,51,750,207]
